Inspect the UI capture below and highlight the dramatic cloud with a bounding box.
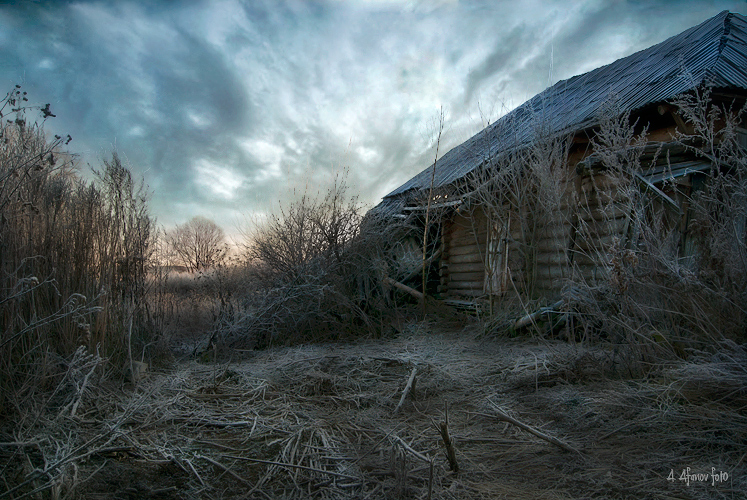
[1,0,743,236]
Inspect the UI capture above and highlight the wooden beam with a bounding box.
[449,253,483,265]
[445,262,485,274]
[447,243,483,257]
[633,171,679,211]
[383,277,424,301]
[514,299,564,329]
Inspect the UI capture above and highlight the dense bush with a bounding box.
[202,174,412,350]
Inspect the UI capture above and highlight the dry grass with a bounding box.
[4,322,742,499]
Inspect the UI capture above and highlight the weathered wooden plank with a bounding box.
[448,252,484,265]
[532,265,571,279]
[445,262,486,274]
[570,266,598,280]
[534,225,571,239]
[534,252,569,265]
[576,205,628,221]
[447,231,487,248]
[446,287,483,298]
[448,271,484,282]
[447,219,487,236]
[576,216,628,235]
[570,254,602,268]
[573,234,623,252]
[448,243,483,257]
[580,174,625,192]
[535,238,572,252]
[532,277,563,289]
[578,190,628,207]
[448,280,484,290]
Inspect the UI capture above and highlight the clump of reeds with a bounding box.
[0,86,161,498]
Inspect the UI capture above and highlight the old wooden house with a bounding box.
[376,10,747,302]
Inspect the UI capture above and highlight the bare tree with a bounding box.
[166,216,228,272]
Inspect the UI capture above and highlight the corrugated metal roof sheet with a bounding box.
[385,10,747,199]
[644,160,711,184]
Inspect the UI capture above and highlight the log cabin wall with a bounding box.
[437,172,639,300]
[439,203,526,299]
[528,175,575,298]
[439,208,487,298]
[570,169,630,287]
[436,117,728,300]
[530,118,682,297]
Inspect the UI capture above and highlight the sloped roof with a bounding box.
[385,10,747,199]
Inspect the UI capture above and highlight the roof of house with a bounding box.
[384,10,747,200]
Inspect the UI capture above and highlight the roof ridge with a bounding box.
[717,11,734,57]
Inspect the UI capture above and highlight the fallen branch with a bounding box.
[514,299,564,330]
[487,403,582,455]
[383,277,424,301]
[185,459,206,488]
[394,367,418,413]
[391,435,430,463]
[198,455,252,487]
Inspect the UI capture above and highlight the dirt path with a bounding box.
[75,323,744,499]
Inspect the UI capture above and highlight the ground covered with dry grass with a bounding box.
[3,321,744,500]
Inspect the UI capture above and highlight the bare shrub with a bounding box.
[246,173,361,281]
[236,174,365,347]
[206,173,411,350]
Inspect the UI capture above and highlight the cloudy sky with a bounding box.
[1,0,744,236]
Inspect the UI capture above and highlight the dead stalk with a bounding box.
[394,366,418,414]
[434,401,459,474]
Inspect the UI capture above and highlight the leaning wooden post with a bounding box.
[422,106,445,318]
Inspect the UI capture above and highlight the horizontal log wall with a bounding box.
[505,221,527,294]
[530,212,572,297]
[569,169,632,287]
[528,166,635,297]
[440,208,488,298]
[435,123,701,302]
[440,204,527,299]
[529,174,574,298]
[437,160,653,300]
